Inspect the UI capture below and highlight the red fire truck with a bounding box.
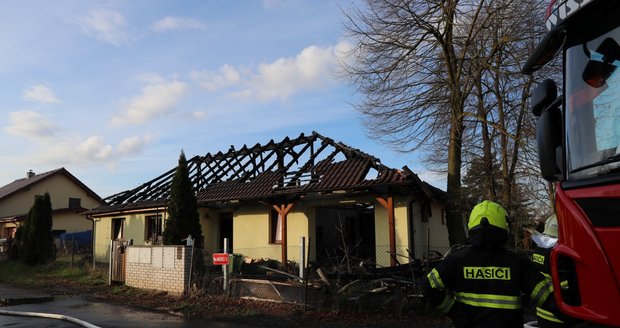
[523,0,620,326]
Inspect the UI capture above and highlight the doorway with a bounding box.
[315,205,375,264]
[218,212,233,252]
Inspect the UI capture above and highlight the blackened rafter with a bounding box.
[102,131,392,206]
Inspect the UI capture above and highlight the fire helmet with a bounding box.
[544,214,559,238]
[468,200,509,232]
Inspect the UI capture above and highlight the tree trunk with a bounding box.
[446,104,467,246]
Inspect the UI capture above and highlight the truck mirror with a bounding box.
[531,79,558,117]
[537,103,563,181]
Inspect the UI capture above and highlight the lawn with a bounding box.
[0,254,106,288]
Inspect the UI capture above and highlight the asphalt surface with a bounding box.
[0,284,254,328]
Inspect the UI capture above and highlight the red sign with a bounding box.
[212,253,229,265]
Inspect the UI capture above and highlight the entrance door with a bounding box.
[218,213,233,252]
[110,218,126,284]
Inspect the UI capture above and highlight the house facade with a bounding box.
[87,132,450,267]
[0,168,104,239]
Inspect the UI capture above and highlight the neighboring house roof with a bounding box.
[0,168,103,204]
[88,132,444,215]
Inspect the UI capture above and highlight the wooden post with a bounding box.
[273,203,294,266]
[376,196,396,266]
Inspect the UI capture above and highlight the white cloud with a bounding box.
[152,16,207,32]
[76,9,132,46]
[117,135,153,155]
[5,111,57,140]
[191,64,241,92]
[22,85,61,104]
[191,111,206,120]
[192,43,348,102]
[112,79,188,125]
[77,136,114,160]
[26,134,154,167]
[236,42,347,102]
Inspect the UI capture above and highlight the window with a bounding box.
[68,198,81,208]
[421,207,429,223]
[112,218,124,240]
[270,209,282,244]
[421,201,432,223]
[145,215,162,244]
[441,207,447,225]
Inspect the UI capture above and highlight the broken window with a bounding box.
[270,209,282,244]
[145,215,162,244]
[112,218,125,240]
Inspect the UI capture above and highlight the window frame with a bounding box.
[111,218,125,241]
[269,209,282,244]
[145,215,163,244]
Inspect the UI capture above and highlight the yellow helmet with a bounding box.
[543,214,559,238]
[468,200,509,232]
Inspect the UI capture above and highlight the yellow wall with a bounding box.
[93,208,219,264]
[0,174,101,217]
[231,203,311,264]
[93,216,112,263]
[200,208,218,251]
[92,197,447,266]
[53,213,92,233]
[0,173,102,235]
[374,196,411,267]
[92,209,168,263]
[412,201,450,259]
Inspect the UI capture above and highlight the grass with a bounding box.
[0,254,107,288]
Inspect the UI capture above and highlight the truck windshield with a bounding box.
[566,26,620,180]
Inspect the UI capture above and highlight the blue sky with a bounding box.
[0,0,445,197]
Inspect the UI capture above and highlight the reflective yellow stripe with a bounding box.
[531,278,553,306]
[537,306,563,323]
[427,268,445,289]
[436,294,455,313]
[455,292,522,310]
[532,254,545,265]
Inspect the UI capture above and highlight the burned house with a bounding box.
[87,132,449,267]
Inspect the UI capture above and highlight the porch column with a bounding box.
[273,203,294,266]
[376,196,396,266]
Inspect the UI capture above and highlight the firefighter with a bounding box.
[422,200,556,328]
[530,215,564,327]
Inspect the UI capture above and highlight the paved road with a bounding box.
[0,285,254,328]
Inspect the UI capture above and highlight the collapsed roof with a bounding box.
[88,132,443,215]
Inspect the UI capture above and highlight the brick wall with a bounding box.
[125,246,191,295]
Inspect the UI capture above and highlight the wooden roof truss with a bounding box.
[104,131,389,206]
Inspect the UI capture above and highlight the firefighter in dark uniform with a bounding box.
[530,214,564,327]
[422,200,556,328]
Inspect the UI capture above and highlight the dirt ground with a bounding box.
[39,279,453,328]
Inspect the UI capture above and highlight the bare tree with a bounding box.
[342,0,559,246]
[342,0,525,245]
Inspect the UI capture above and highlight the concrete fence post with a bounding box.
[299,236,306,280]
[223,238,229,291]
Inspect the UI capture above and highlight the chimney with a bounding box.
[27,170,35,179]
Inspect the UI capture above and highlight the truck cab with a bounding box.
[524,1,620,326]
